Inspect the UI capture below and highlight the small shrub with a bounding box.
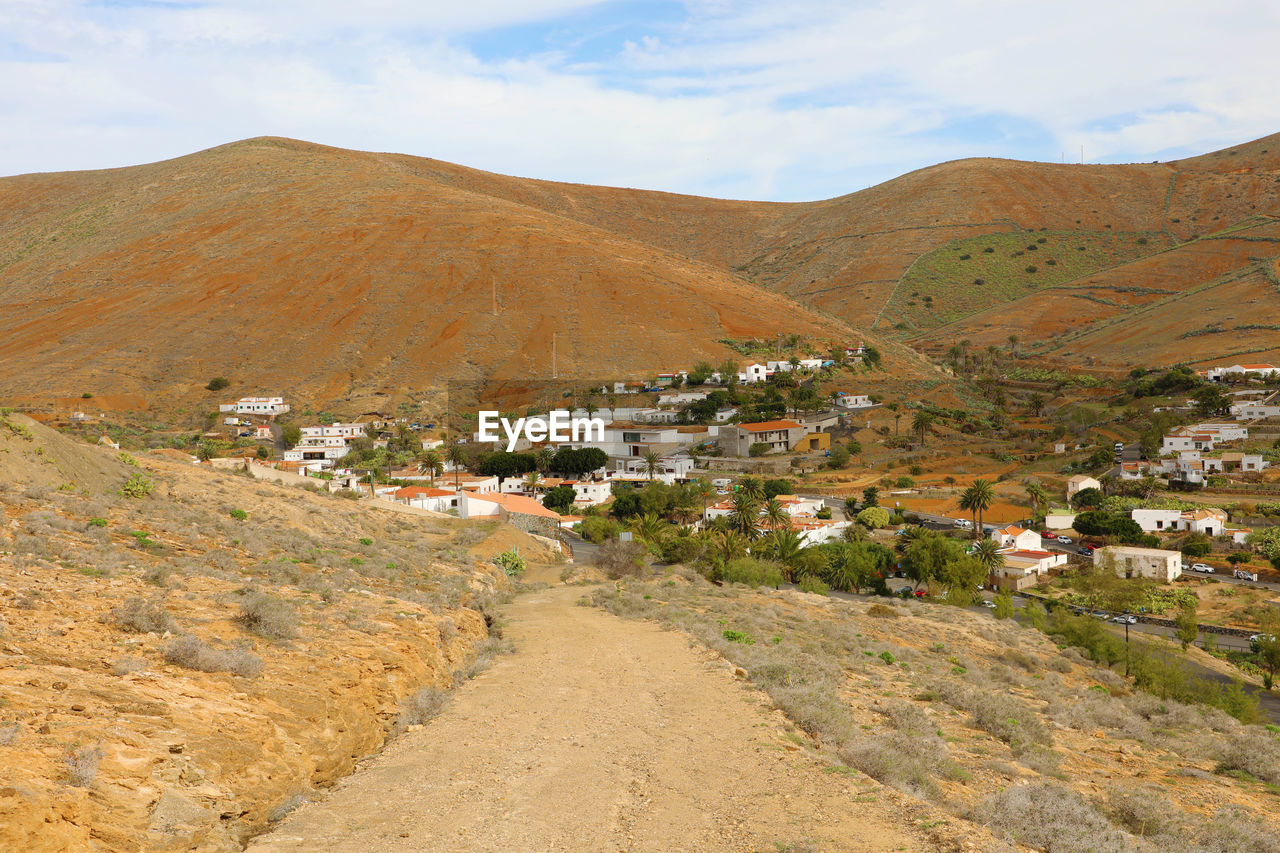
[596,540,647,579]
[797,575,830,595]
[164,635,263,677]
[395,686,449,732]
[63,744,103,788]
[974,782,1132,851]
[358,537,373,546]
[117,452,138,467]
[87,517,108,528]
[104,597,175,634]
[1025,265,1038,274]
[236,593,298,640]
[206,376,230,391]
[112,657,148,676]
[229,508,248,521]
[721,557,784,589]
[722,629,755,645]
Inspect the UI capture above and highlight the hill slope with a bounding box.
[4,132,1280,412]
[0,138,882,411]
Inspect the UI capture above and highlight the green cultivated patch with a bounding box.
[890,229,1170,329]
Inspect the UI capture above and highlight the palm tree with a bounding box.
[714,530,748,565]
[416,449,443,486]
[631,513,668,550]
[971,539,1004,576]
[958,479,995,539]
[911,410,935,446]
[535,445,555,474]
[583,400,599,420]
[1024,481,1049,523]
[606,391,618,420]
[445,442,467,490]
[673,486,702,526]
[642,450,661,482]
[728,491,762,538]
[738,476,764,501]
[523,470,543,496]
[761,528,804,573]
[762,497,791,532]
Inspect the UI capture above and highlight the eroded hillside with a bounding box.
[0,414,546,850]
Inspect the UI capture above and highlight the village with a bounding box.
[52,354,1280,689]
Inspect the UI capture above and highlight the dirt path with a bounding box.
[245,584,923,852]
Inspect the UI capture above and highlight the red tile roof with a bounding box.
[737,419,804,433]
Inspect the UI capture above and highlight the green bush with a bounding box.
[721,557,784,589]
[798,575,830,595]
[229,508,248,521]
[492,547,526,578]
[120,473,154,498]
[206,376,230,392]
[577,515,620,544]
[87,517,107,528]
[748,442,771,457]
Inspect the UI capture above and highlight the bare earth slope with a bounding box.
[0,138,864,411]
[4,132,1280,410]
[246,584,932,853]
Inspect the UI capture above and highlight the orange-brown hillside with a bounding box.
[0,138,887,412]
[3,132,1280,413]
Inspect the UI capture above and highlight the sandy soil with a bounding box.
[246,584,922,853]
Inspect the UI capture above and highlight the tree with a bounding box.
[958,479,995,539]
[1179,531,1211,558]
[1071,487,1104,510]
[1193,385,1230,418]
[826,444,851,469]
[762,478,795,499]
[1024,481,1050,522]
[280,424,302,447]
[738,477,765,500]
[1254,617,1280,690]
[971,539,1004,574]
[1174,602,1199,651]
[642,450,661,482]
[728,491,762,538]
[993,591,1014,619]
[748,442,771,457]
[630,513,669,552]
[416,449,443,486]
[763,497,791,532]
[446,442,468,490]
[206,376,230,392]
[718,359,739,386]
[911,410,935,446]
[757,528,805,572]
[856,506,890,529]
[476,452,538,488]
[902,530,964,590]
[543,485,576,513]
[1226,552,1251,567]
[862,486,879,508]
[1026,393,1045,417]
[523,470,543,495]
[551,447,608,477]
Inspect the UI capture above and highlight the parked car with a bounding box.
[896,585,913,595]
[1233,569,1259,582]
[982,600,997,609]
[1190,563,1215,573]
[1077,546,1093,556]
[1056,535,1073,544]
[1111,614,1137,624]
[953,518,973,528]
[1091,610,1109,620]
[1040,530,1054,538]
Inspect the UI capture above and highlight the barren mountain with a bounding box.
[2,132,1279,413]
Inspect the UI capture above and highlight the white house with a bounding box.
[1066,475,1102,500]
[833,393,873,409]
[1130,508,1182,533]
[1044,511,1077,530]
[253,425,273,440]
[989,524,1042,551]
[1096,546,1182,582]
[1206,363,1280,382]
[390,486,459,513]
[219,396,290,416]
[658,390,710,407]
[1162,423,1248,454]
[743,363,769,383]
[1229,401,1280,420]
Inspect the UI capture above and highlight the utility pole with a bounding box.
[552,332,558,380]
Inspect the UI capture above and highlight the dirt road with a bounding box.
[245,583,921,852]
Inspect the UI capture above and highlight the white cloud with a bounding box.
[0,0,1277,198]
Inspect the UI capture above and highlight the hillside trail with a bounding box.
[245,576,925,853]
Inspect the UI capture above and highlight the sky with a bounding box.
[2,0,1279,201]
